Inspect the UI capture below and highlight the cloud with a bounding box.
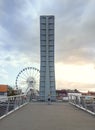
[1,0,95,65]
[56,80,95,92]
[0,68,8,81]
[0,49,39,68]
[0,0,95,90]
[0,0,40,56]
[42,0,94,64]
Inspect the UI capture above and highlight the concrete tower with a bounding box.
[40,15,56,101]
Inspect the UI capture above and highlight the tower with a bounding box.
[40,15,56,101]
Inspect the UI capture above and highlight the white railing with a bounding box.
[68,93,95,115]
[0,94,29,119]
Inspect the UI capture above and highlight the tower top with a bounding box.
[40,15,54,18]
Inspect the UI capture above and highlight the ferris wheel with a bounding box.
[15,67,40,94]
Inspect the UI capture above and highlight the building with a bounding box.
[0,84,8,99]
[56,90,67,100]
[40,15,56,101]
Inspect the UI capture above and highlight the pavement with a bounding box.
[0,102,95,130]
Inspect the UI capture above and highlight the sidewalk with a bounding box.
[0,102,95,130]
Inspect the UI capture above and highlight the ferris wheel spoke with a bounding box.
[19,76,27,81]
[36,75,40,79]
[36,74,40,79]
[32,68,36,77]
[35,84,38,87]
[35,85,39,89]
[36,82,39,84]
[35,70,40,76]
[18,80,27,84]
[30,69,33,77]
[19,81,27,85]
[26,69,30,77]
[19,70,27,79]
[15,67,40,93]
[23,70,29,78]
[35,87,39,91]
[34,70,39,77]
[35,81,39,86]
[34,82,39,86]
[29,69,31,77]
[21,71,28,79]
[18,72,27,80]
[19,74,27,79]
[19,77,27,81]
[28,68,32,77]
[21,69,29,78]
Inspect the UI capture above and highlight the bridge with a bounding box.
[0,101,95,130]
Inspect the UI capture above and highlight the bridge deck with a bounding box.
[0,102,95,130]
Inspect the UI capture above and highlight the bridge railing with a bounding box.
[68,93,95,115]
[0,94,29,119]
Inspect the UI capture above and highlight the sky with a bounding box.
[0,0,95,92]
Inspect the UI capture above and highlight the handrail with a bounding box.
[0,94,29,119]
[68,93,95,115]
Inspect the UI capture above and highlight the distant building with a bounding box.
[56,90,68,100]
[40,15,56,101]
[13,89,22,95]
[82,91,95,96]
[0,84,8,97]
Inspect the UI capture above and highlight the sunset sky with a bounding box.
[0,0,95,92]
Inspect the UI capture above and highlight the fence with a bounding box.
[0,94,29,119]
[68,93,95,115]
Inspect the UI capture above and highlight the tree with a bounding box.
[7,85,16,96]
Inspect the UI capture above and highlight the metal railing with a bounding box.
[68,93,95,115]
[0,94,29,119]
